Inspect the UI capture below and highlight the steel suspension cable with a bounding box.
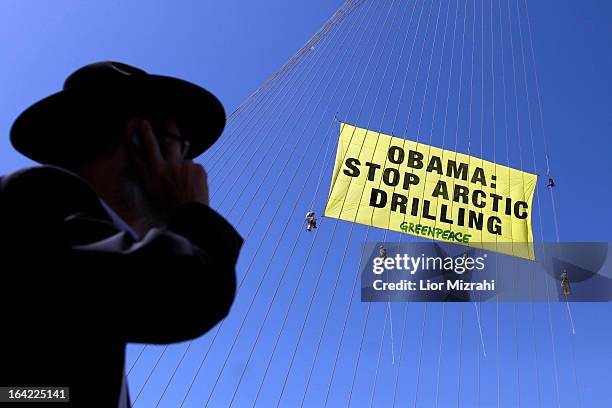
[371,0,443,405]
[128,40,318,394]
[299,0,416,404]
[316,1,431,406]
[430,2,461,407]
[199,1,381,406]
[332,2,433,404]
[205,1,365,172]
[210,16,362,205]
[450,1,470,405]
[520,0,577,403]
[393,2,454,408]
[222,7,382,403]
[273,1,403,405]
[140,5,361,406]
[345,0,435,403]
[134,4,356,403]
[353,3,437,404]
[127,346,146,376]
[132,347,168,405]
[317,1,425,405]
[246,2,391,405]
[196,0,382,404]
[475,4,486,403]
[204,50,305,164]
[204,1,360,169]
[515,0,562,405]
[205,26,323,168]
[182,3,369,404]
[299,1,420,405]
[485,1,502,405]
[497,0,522,404]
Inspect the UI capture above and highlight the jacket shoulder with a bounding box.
[1,165,84,191]
[0,165,103,219]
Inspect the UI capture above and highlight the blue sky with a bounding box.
[1,0,612,407]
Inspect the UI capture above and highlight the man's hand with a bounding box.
[129,119,209,212]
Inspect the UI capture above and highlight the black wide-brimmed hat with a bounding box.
[10,61,226,164]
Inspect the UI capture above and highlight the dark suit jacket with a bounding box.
[0,165,242,407]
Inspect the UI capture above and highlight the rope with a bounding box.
[368,304,390,407]
[434,303,446,408]
[413,304,429,408]
[477,301,482,407]
[496,261,500,408]
[388,304,408,407]
[345,302,373,407]
[517,0,564,406]
[474,302,487,357]
[456,306,464,407]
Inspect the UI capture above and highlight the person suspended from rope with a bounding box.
[547,178,555,188]
[561,270,570,296]
[306,211,317,231]
[379,244,387,260]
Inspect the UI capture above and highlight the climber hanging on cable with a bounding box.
[306,211,317,232]
[547,178,555,188]
[561,270,570,296]
[379,244,387,260]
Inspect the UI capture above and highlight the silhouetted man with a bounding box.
[0,61,243,407]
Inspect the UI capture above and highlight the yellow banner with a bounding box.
[324,122,537,260]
